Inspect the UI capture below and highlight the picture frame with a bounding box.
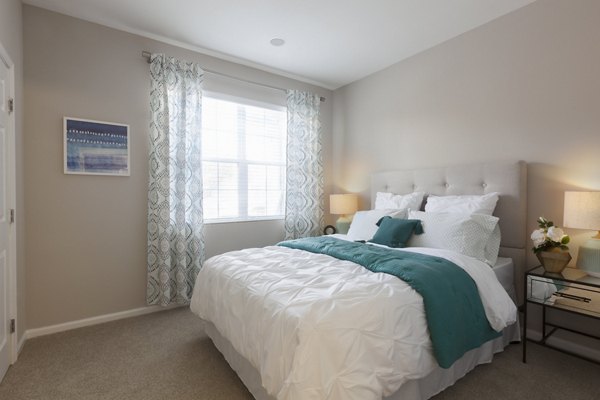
[64,117,130,176]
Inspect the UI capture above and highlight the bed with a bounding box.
[190,161,527,400]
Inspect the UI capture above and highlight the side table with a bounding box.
[523,265,600,364]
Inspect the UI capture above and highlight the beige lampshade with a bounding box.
[564,191,600,277]
[330,194,358,215]
[563,191,600,230]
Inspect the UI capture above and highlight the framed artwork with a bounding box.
[64,117,130,176]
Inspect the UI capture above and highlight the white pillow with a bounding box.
[407,210,499,263]
[425,192,499,216]
[347,209,407,241]
[424,192,501,265]
[375,191,424,211]
[484,224,501,266]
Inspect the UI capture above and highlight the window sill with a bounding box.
[204,217,284,225]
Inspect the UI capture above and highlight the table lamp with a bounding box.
[563,191,600,277]
[330,194,358,234]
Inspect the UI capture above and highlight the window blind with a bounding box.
[202,95,287,222]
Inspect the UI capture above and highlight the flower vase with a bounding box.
[536,250,571,273]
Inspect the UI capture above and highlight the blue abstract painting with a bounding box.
[64,117,130,176]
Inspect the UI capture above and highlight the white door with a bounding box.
[0,48,12,382]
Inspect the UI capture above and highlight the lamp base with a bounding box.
[577,238,600,278]
[335,215,352,235]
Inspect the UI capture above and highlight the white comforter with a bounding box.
[190,238,517,400]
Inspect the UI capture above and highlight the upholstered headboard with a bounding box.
[371,161,527,301]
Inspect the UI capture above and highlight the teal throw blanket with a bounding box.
[278,237,500,368]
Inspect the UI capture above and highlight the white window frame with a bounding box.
[202,91,287,224]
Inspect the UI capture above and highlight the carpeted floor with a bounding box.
[0,308,598,400]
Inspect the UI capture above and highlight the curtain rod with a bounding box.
[142,51,325,102]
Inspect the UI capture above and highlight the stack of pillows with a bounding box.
[346,191,501,266]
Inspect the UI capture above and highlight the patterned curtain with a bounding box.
[147,54,205,306]
[284,90,324,239]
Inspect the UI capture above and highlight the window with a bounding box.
[202,95,287,222]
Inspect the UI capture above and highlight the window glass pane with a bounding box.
[264,137,284,162]
[217,132,238,159]
[203,189,218,220]
[246,135,265,162]
[245,107,265,137]
[266,190,284,216]
[248,164,266,190]
[202,98,218,129]
[218,190,239,218]
[212,99,238,160]
[201,129,217,159]
[266,166,284,191]
[216,101,237,133]
[202,161,218,190]
[217,162,239,219]
[248,190,267,217]
[219,162,238,190]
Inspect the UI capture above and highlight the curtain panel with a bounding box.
[147,54,205,306]
[284,90,324,239]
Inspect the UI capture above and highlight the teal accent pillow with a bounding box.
[369,217,424,248]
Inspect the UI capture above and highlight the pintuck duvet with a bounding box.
[190,237,517,400]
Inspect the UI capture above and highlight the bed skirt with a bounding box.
[202,319,520,400]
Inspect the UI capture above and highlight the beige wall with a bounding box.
[333,0,600,276]
[0,0,25,345]
[23,5,333,329]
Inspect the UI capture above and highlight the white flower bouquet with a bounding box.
[531,217,570,254]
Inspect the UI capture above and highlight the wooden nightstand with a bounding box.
[523,265,600,364]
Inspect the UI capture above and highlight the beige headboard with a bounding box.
[371,161,527,302]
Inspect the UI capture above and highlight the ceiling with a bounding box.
[23,0,536,90]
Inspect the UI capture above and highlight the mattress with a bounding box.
[493,257,515,298]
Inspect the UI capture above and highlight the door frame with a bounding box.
[0,41,18,365]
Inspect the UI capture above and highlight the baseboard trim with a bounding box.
[25,304,184,340]
[17,332,27,355]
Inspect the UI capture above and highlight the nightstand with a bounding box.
[523,265,600,364]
